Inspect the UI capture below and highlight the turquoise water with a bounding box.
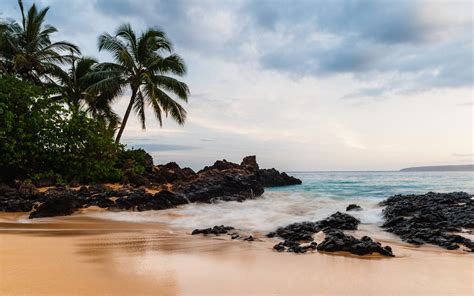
[88,171,474,232]
[269,171,474,199]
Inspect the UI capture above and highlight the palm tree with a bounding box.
[0,0,79,83]
[89,23,189,143]
[50,53,120,128]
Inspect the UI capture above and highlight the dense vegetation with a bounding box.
[0,1,189,185]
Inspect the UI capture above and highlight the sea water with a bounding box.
[90,171,474,232]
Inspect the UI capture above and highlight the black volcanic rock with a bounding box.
[318,212,360,230]
[174,168,264,203]
[241,155,259,171]
[199,159,241,173]
[192,225,235,235]
[317,229,394,257]
[147,162,196,184]
[0,184,39,212]
[346,204,362,211]
[269,212,391,256]
[380,192,474,251]
[257,168,302,187]
[29,190,83,219]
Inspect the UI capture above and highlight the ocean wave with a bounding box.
[85,191,384,232]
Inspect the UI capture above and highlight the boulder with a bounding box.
[29,191,83,219]
[257,168,302,187]
[346,204,362,211]
[318,212,360,230]
[317,229,394,257]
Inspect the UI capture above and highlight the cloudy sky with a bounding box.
[1,0,473,170]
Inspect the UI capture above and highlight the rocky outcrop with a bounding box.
[241,155,259,171]
[147,162,196,184]
[174,168,264,203]
[192,225,235,235]
[346,204,362,211]
[257,168,302,187]
[29,189,83,218]
[193,156,301,188]
[380,192,474,251]
[199,159,241,173]
[268,212,393,256]
[0,183,40,212]
[317,229,394,256]
[1,155,299,218]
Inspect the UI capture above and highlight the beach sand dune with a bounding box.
[0,214,473,296]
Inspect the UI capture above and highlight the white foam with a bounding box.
[85,192,384,232]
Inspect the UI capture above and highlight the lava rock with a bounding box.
[174,169,264,203]
[257,168,302,187]
[317,229,394,257]
[241,155,259,171]
[199,159,241,173]
[191,225,235,235]
[318,212,360,231]
[346,204,362,211]
[124,173,150,187]
[29,191,83,219]
[380,192,474,251]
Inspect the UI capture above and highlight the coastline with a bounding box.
[1,213,473,296]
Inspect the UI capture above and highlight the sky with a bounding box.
[1,0,473,171]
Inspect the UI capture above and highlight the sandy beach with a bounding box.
[1,212,472,296]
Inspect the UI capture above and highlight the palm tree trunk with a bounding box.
[115,89,136,143]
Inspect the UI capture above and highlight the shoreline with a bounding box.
[1,213,473,296]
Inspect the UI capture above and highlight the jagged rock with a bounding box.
[346,204,362,211]
[380,192,474,251]
[192,225,235,235]
[318,212,360,230]
[148,162,195,184]
[317,229,394,257]
[174,169,264,203]
[257,168,302,187]
[241,155,259,171]
[29,191,83,219]
[0,184,38,212]
[269,212,387,256]
[124,173,150,187]
[199,159,241,173]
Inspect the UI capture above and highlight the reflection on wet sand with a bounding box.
[1,214,473,296]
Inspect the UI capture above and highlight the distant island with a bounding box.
[400,164,474,172]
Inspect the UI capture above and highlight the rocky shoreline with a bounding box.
[0,155,301,218]
[1,155,472,257]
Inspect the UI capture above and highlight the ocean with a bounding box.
[88,171,474,232]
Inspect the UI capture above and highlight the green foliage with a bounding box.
[117,148,151,175]
[0,75,123,184]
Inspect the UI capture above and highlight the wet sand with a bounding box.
[0,213,473,296]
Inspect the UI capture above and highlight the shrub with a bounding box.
[0,75,124,184]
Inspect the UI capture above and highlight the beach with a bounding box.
[1,212,473,296]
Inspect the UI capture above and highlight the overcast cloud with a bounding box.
[1,0,472,170]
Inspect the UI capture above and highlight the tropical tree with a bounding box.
[90,23,189,143]
[50,53,120,128]
[0,0,79,83]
